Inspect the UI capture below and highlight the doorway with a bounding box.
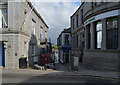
[0,42,5,67]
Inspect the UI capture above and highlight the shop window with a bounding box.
[95,21,102,49]
[106,17,118,49]
[87,24,91,49]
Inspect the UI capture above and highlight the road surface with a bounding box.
[2,73,118,84]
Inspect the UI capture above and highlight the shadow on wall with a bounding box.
[28,34,40,68]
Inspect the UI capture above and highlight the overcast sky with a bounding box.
[30,0,81,44]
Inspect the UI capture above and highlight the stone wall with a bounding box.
[83,50,119,71]
[0,0,49,69]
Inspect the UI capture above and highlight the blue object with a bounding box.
[40,34,42,39]
[0,43,5,67]
[2,43,5,67]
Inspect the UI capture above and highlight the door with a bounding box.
[65,54,69,63]
[0,42,5,67]
[65,51,69,63]
[0,42,2,66]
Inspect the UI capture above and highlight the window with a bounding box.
[65,35,69,44]
[71,37,74,49]
[76,35,78,48]
[32,45,35,56]
[0,4,8,28]
[24,10,27,14]
[95,21,102,49]
[40,27,43,37]
[81,9,83,23]
[31,19,35,35]
[106,17,118,49]
[72,35,78,49]
[88,24,91,49]
[73,18,74,30]
[76,15,78,28]
[24,42,27,57]
[40,27,43,41]
[91,2,97,8]
[45,30,47,39]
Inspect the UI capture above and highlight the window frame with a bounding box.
[95,21,102,49]
[0,3,8,28]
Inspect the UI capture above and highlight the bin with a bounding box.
[19,57,27,69]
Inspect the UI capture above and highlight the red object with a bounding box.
[40,53,51,66]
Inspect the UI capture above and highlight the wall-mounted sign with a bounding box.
[84,9,119,26]
[84,17,95,26]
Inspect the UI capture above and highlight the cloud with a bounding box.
[30,1,80,44]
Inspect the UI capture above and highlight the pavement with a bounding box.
[1,63,119,80]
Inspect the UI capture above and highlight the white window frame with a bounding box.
[0,8,8,28]
[31,20,35,35]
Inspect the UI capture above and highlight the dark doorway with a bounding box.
[0,42,5,67]
[65,51,69,63]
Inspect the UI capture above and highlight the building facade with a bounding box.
[71,2,120,71]
[57,28,71,64]
[0,0,49,69]
[71,3,85,64]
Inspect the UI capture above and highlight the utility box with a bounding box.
[19,57,27,69]
[72,56,79,71]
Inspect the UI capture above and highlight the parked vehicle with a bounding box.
[39,42,55,69]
